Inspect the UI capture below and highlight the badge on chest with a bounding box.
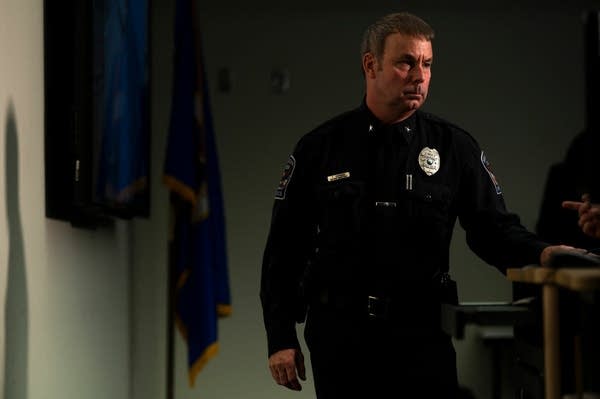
[418,147,440,176]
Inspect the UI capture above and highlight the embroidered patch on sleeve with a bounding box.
[275,155,296,200]
[481,151,502,195]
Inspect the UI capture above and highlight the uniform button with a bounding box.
[425,193,432,202]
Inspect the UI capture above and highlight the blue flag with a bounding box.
[163,0,231,386]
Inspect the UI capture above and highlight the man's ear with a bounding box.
[362,52,377,78]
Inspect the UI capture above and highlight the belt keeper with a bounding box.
[367,295,389,319]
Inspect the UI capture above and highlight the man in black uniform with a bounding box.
[260,12,571,398]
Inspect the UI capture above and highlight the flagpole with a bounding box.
[166,226,175,399]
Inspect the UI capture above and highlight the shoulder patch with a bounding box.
[275,155,296,200]
[481,151,502,195]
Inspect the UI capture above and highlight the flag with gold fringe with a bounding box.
[163,0,231,386]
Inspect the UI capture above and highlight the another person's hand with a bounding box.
[539,244,586,267]
[268,348,306,391]
[562,194,600,239]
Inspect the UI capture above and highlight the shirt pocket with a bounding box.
[317,179,365,241]
[408,182,452,229]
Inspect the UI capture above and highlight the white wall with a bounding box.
[1,1,133,399]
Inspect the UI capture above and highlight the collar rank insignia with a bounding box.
[418,147,440,176]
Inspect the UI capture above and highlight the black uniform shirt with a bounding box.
[260,102,549,356]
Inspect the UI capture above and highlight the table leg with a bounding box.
[544,284,560,399]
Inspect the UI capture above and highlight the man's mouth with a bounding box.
[403,87,422,97]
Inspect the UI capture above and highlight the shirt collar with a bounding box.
[359,98,418,139]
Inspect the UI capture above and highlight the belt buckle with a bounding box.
[367,295,387,319]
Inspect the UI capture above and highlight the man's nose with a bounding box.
[410,64,425,82]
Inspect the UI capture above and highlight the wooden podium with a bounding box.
[507,267,600,399]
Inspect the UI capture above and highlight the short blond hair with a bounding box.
[361,12,435,65]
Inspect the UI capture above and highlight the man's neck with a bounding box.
[366,97,416,125]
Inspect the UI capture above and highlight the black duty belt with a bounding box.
[367,295,392,320]
[312,289,439,322]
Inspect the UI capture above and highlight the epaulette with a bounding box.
[418,110,480,146]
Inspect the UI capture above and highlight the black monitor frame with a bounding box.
[43,0,151,228]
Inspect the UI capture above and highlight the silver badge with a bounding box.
[418,147,440,176]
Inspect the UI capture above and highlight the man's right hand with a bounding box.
[268,348,306,391]
[562,194,600,239]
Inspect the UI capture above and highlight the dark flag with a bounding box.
[163,0,231,386]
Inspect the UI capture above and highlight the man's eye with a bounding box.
[423,62,432,68]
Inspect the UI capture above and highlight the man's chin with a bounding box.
[407,100,422,111]
[389,98,423,113]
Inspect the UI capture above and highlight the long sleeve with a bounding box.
[260,136,318,356]
[457,140,549,273]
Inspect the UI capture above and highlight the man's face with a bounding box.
[366,33,433,113]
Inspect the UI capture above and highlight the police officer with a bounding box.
[260,12,572,398]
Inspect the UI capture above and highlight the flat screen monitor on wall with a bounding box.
[44,0,150,228]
